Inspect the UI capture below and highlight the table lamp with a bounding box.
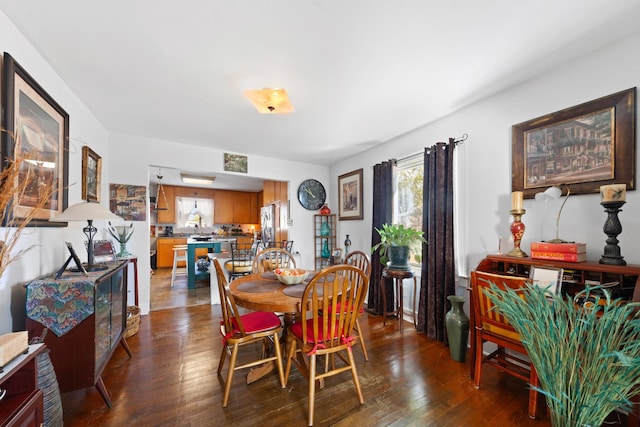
[534,184,571,243]
[52,200,122,271]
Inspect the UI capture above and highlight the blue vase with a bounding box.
[320,219,330,237]
[321,240,331,258]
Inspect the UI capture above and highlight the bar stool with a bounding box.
[171,245,188,287]
[381,268,417,332]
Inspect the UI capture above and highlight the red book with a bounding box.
[530,242,586,254]
[530,251,587,263]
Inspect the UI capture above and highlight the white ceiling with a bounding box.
[2,1,640,189]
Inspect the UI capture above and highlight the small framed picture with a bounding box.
[338,168,363,220]
[90,240,116,263]
[82,146,102,202]
[530,266,564,296]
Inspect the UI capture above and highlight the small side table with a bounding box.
[381,268,417,332]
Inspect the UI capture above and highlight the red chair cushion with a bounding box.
[232,311,281,334]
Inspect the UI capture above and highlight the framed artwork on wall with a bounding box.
[1,52,69,226]
[109,183,147,221]
[82,146,102,202]
[338,168,363,220]
[512,87,636,199]
[224,153,248,173]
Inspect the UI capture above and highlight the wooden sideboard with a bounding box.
[25,261,132,408]
[0,344,45,426]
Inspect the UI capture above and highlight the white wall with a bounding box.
[0,10,111,333]
[332,32,640,284]
[108,132,331,315]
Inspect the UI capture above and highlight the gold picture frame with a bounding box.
[82,145,102,202]
[512,88,635,199]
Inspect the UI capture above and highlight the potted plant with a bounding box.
[371,223,427,270]
[486,283,640,426]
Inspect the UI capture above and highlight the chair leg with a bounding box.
[171,254,178,287]
[346,347,364,405]
[222,343,240,408]
[284,337,296,387]
[308,353,317,426]
[473,335,483,388]
[217,344,227,376]
[272,332,286,389]
[354,319,369,361]
[528,367,539,419]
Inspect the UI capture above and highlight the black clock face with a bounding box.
[297,179,326,211]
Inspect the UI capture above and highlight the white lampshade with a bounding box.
[534,185,562,202]
[51,201,122,222]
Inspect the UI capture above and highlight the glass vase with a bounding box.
[321,239,331,258]
[320,219,331,236]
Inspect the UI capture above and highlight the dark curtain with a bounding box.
[417,139,456,343]
[368,160,394,315]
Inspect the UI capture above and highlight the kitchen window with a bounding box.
[176,197,214,233]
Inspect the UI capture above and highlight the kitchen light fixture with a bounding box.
[51,200,122,271]
[155,169,169,211]
[243,88,294,114]
[180,173,216,185]
[535,184,571,243]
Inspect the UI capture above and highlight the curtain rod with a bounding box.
[394,134,468,163]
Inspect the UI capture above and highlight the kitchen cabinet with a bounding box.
[0,344,45,427]
[157,237,188,268]
[214,190,259,224]
[25,262,131,408]
[157,185,176,224]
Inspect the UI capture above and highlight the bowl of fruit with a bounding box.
[274,268,309,285]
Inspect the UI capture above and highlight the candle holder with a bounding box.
[507,209,527,257]
[599,201,626,266]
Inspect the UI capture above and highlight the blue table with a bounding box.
[187,239,215,289]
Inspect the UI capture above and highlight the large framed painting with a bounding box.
[338,168,363,220]
[1,52,69,226]
[512,88,635,199]
[82,146,101,202]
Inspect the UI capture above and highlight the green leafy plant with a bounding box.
[485,282,640,426]
[371,223,426,265]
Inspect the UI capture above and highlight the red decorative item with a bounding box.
[320,204,331,215]
[507,209,527,257]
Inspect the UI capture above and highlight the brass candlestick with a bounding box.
[599,201,626,266]
[507,209,527,257]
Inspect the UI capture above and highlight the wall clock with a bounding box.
[297,179,326,211]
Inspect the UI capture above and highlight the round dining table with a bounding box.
[229,271,306,315]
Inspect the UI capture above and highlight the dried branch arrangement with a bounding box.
[486,282,640,426]
[0,134,56,279]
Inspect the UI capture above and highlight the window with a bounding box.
[394,156,423,265]
[176,197,214,233]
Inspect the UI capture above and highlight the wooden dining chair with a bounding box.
[470,270,540,419]
[284,264,368,426]
[252,247,296,273]
[212,258,286,407]
[342,250,371,361]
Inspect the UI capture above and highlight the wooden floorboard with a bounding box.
[60,269,560,426]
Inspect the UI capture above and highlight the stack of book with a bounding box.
[530,242,587,262]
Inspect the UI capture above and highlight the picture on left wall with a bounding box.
[109,184,147,221]
[1,52,69,226]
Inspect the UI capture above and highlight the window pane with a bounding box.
[176,197,214,232]
[394,158,423,265]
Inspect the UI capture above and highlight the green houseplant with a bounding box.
[486,283,640,426]
[371,223,427,270]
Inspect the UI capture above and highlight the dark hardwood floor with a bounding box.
[61,269,554,426]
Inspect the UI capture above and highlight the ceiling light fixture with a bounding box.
[243,88,294,114]
[180,173,216,185]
